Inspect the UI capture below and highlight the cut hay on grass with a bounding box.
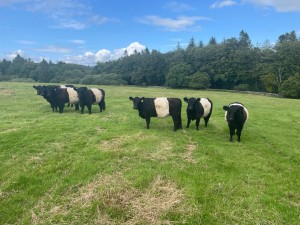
[31,173,191,224]
[182,137,197,163]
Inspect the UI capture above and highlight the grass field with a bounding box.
[0,82,299,224]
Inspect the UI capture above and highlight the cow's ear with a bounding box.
[183,97,188,102]
[129,97,133,101]
[223,106,229,111]
[141,97,145,102]
[196,98,200,102]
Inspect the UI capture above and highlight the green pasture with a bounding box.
[0,82,299,224]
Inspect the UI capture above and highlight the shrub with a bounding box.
[165,63,193,88]
[188,72,210,89]
[279,75,300,98]
[10,78,35,82]
[261,74,278,93]
[234,84,249,91]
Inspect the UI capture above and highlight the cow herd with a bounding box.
[33,85,249,142]
[33,85,105,114]
[129,96,248,142]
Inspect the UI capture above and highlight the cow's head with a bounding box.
[223,105,244,122]
[74,87,87,98]
[184,97,200,111]
[33,85,42,95]
[129,97,144,110]
[39,86,48,97]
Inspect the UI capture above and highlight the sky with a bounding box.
[1,0,300,66]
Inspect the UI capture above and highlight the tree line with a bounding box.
[1,30,300,98]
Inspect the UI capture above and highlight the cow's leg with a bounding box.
[229,126,235,142]
[100,100,106,112]
[237,125,243,142]
[99,100,105,111]
[80,105,85,114]
[51,103,55,112]
[186,117,191,128]
[172,113,182,131]
[98,102,103,112]
[54,103,58,112]
[75,103,79,111]
[172,115,178,131]
[87,105,92,114]
[196,118,200,130]
[59,104,64,113]
[179,114,182,129]
[204,117,209,127]
[146,117,151,129]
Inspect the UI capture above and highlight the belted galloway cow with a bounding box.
[52,87,80,113]
[74,87,105,114]
[129,97,182,131]
[33,84,76,111]
[183,97,213,130]
[223,102,249,142]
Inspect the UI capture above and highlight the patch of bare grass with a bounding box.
[144,140,175,161]
[99,137,128,152]
[0,128,19,134]
[143,139,197,164]
[0,88,15,95]
[99,112,115,121]
[182,142,197,163]
[98,132,145,152]
[31,173,190,224]
[125,176,185,225]
[95,126,106,133]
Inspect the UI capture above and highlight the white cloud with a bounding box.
[6,49,26,60]
[242,0,300,12]
[95,49,112,62]
[138,15,211,32]
[89,15,111,25]
[64,42,146,66]
[210,0,237,8]
[3,42,146,66]
[210,0,300,12]
[34,45,71,53]
[52,19,87,30]
[164,2,194,12]
[0,0,114,30]
[70,40,85,44]
[16,40,35,45]
[2,49,51,63]
[0,0,29,7]
[121,42,146,55]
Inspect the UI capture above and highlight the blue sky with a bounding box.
[1,0,300,65]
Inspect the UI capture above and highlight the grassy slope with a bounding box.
[0,82,299,224]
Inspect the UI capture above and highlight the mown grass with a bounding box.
[0,82,299,224]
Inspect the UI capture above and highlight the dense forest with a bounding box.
[1,30,300,98]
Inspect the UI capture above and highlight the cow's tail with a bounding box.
[101,89,106,111]
[102,100,106,111]
[207,97,213,115]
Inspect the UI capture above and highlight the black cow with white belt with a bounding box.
[183,97,213,130]
[223,102,249,142]
[74,87,105,114]
[129,97,182,131]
